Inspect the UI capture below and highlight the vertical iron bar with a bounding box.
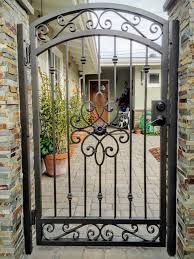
[98,36,101,92]
[17,24,32,254]
[99,165,102,217]
[143,46,149,219]
[167,20,179,257]
[81,38,86,99]
[30,25,42,244]
[48,49,57,217]
[114,156,117,218]
[160,20,169,246]
[66,43,72,217]
[84,156,87,217]
[128,40,133,218]
[113,36,118,99]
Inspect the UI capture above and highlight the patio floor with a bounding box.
[29,133,173,258]
[41,133,160,218]
[29,246,172,259]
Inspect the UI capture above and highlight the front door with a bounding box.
[90,80,109,123]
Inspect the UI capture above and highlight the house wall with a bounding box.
[68,53,80,96]
[38,45,80,97]
[167,0,194,258]
[134,65,161,111]
[85,65,161,124]
[0,0,32,258]
[86,66,131,99]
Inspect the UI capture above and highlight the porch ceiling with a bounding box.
[31,0,98,74]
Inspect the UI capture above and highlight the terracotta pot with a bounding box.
[134,128,142,135]
[72,131,87,147]
[43,144,74,177]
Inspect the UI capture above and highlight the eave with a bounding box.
[163,0,177,12]
[16,0,34,15]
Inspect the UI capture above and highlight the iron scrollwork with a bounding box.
[70,91,129,167]
[42,223,160,243]
[36,8,163,44]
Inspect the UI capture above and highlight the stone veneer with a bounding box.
[0,0,32,258]
[165,0,194,258]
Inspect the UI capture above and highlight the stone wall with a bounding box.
[0,0,31,258]
[167,0,194,258]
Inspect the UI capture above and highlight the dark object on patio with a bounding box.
[149,147,160,162]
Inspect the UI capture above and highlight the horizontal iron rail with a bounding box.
[38,239,162,247]
[39,217,161,224]
[35,30,163,56]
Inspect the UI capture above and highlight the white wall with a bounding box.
[37,45,80,97]
[134,65,161,110]
[85,64,161,116]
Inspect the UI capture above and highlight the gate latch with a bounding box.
[151,100,166,126]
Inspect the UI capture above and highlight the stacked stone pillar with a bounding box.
[165,0,194,258]
[0,1,32,258]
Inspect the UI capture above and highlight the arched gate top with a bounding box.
[30,3,168,55]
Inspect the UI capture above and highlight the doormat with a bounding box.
[149,147,160,162]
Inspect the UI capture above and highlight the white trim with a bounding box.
[101,57,161,67]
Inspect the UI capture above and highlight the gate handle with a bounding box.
[151,115,166,126]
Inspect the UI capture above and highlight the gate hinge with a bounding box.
[25,43,31,67]
[31,209,36,226]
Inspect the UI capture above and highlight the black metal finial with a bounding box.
[67,193,73,201]
[112,55,118,64]
[97,193,103,201]
[144,64,150,73]
[128,193,133,202]
[81,56,86,65]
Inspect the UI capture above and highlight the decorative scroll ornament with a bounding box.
[35,8,163,43]
[69,92,129,166]
[42,223,160,242]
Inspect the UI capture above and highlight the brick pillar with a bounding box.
[164,0,194,258]
[0,1,33,258]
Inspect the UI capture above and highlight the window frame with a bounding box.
[148,70,161,87]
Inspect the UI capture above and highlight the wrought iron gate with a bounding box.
[17,3,178,254]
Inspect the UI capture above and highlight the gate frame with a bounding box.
[24,2,172,252]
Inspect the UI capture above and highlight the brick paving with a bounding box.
[29,246,172,259]
[42,133,160,218]
[29,133,173,258]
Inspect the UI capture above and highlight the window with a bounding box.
[149,73,160,84]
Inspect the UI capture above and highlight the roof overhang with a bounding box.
[101,57,161,67]
[16,0,34,15]
[163,0,178,12]
[30,0,98,74]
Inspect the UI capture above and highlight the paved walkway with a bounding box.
[29,246,172,259]
[29,133,173,259]
[42,133,160,218]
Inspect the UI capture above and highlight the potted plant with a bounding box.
[39,71,74,177]
[134,123,142,135]
[69,86,89,146]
